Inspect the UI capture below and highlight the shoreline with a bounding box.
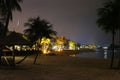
[49,49,96,55]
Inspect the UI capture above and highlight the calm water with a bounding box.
[76,50,120,59]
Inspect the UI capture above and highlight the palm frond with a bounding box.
[24,16,57,42]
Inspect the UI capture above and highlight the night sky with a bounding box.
[9,0,119,46]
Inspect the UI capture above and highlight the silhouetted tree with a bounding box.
[24,16,57,64]
[24,16,57,43]
[97,0,120,68]
[0,0,22,36]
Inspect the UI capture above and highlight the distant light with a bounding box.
[52,46,58,50]
[103,47,108,49]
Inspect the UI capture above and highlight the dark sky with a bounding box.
[9,0,119,46]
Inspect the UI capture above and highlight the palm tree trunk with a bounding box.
[12,45,15,68]
[117,30,120,69]
[0,46,2,65]
[33,51,39,64]
[110,28,115,68]
[33,37,42,64]
[5,13,10,36]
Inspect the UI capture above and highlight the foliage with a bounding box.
[68,40,77,50]
[96,0,120,68]
[56,36,66,45]
[0,0,22,36]
[24,16,57,43]
[40,37,50,45]
[97,0,120,34]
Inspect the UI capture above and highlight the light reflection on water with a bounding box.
[104,50,107,59]
[76,50,120,59]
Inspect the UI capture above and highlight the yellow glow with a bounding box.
[42,50,51,54]
[69,40,76,50]
[54,36,66,51]
[80,44,97,49]
[36,37,51,54]
[56,36,66,45]
[41,37,50,44]
[55,48,63,52]
[43,50,48,54]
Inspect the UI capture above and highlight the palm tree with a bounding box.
[96,0,120,68]
[24,16,57,43]
[0,0,22,36]
[24,16,57,64]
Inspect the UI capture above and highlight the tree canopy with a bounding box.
[96,0,120,68]
[0,0,22,36]
[24,16,57,43]
[97,0,120,34]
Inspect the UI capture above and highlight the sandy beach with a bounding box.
[0,55,120,80]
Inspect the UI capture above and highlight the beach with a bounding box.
[0,55,120,80]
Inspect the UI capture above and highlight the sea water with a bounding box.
[76,50,120,59]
